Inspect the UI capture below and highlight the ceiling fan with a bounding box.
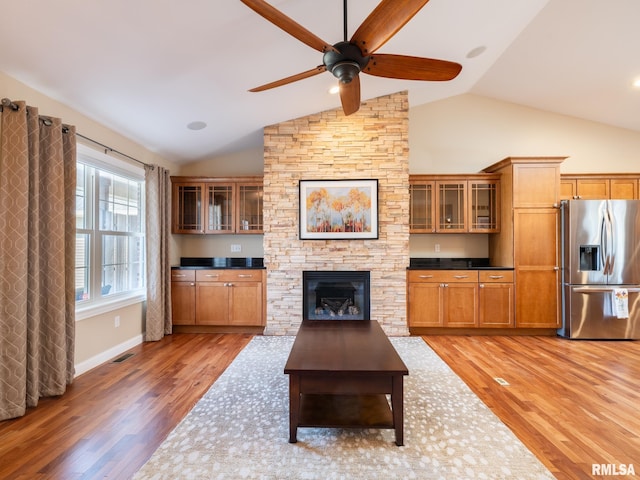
[241,0,462,116]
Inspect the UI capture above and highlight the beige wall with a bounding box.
[1,71,178,373]
[5,67,640,369]
[409,93,640,174]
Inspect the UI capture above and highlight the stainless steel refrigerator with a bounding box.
[560,199,640,339]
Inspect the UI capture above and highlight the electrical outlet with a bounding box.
[114,315,120,328]
[231,244,242,253]
[434,244,440,253]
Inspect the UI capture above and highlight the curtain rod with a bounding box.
[2,97,152,169]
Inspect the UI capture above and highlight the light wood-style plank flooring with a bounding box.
[0,333,638,479]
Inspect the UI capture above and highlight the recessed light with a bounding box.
[633,78,640,88]
[328,85,340,95]
[187,121,207,131]
[466,46,487,59]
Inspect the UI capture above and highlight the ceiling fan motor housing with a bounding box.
[323,41,370,84]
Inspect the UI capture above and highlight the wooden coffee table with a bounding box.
[284,320,409,446]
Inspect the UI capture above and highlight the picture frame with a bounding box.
[299,179,379,240]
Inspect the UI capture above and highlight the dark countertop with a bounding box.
[408,258,514,270]
[173,257,264,269]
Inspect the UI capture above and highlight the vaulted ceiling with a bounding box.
[1,0,639,164]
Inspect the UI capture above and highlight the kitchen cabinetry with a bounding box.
[407,269,514,330]
[171,269,196,325]
[409,175,500,233]
[485,157,566,330]
[171,268,266,331]
[560,174,639,200]
[407,270,478,328]
[478,271,514,328]
[171,176,263,234]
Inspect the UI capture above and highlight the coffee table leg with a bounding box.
[392,375,404,446]
[288,375,300,443]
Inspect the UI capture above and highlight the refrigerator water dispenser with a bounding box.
[579,245,600,271]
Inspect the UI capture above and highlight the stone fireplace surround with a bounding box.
[263,91,410,336]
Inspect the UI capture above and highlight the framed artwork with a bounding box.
[299,179,378,240]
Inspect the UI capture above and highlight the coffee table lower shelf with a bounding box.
[298,394,394,429]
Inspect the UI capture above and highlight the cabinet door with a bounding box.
[436,181,466,232]
[513,164,560,207]
[196,282,229,325]
[610,178,638,199]
[407,282,442,327]
[442,283,478,327]
[205,184,234,233]
[478,283,514,327]
[228,282,263,325]
[468,179,499,233]
[171,281,196,325]
[559,179,577,200]
[576,178,609,199]
[236,183,264,233]
[514,208,560,328]
[172,183,205,233]
[409,181,435,232]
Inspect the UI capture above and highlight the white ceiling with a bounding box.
[1,0,639,164]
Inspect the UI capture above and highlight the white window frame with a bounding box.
[75,144,146,321]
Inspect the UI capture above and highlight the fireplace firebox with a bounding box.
[302,271,370,320]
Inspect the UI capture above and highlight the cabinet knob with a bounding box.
[488,275,504,279]
[419,275,434,279]
[453,275,468,279]
[238,274,253,278]
[479,284,485,288]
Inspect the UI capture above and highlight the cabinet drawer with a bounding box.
[408,270,478,283]
[171,269,195,282]
[479,270,514,283]
[196,269,263,282]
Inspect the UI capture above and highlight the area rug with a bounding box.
[134,336,554,480]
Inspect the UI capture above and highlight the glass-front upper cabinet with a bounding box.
[205,184,233,233]
[172,182,205,233]
[237,182,264,233]
[171,176,263,234]
[436,180,466,232]
[409,181,435,232]
[468,179,500,233]
[409,175,500,234]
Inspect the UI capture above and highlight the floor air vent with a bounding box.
[112,353,134,363]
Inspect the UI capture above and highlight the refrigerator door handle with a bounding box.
[572,286,640,293]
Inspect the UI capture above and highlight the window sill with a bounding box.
[75,292,146,321]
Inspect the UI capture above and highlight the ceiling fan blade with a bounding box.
[350,0,430,54]
[249,66,326,92]
[339,75,361,116]
[363,53,462,81]
[241,0,338,53]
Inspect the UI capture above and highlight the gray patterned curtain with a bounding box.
[0,101,76,420]
[144,164,172,341]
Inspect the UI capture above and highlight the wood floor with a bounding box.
[0,333,638,479]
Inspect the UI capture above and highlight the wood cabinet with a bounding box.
[478,270,514,328]
[408,269,515,330]
[171,176,263,234]
[484,157,566,330]
[171,269,196,325]
[560,174,639,200]
[171,268,265,330]
[407,270,479,328]
[409,175,500,233]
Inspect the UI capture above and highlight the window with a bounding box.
[75,145,145,313]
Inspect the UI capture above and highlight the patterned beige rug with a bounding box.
[134,336,554,479]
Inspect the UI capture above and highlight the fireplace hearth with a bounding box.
[303,271,370,320]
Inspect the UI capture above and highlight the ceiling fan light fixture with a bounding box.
[331,61,360,84]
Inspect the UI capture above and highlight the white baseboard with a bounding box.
[74,334,144,377]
